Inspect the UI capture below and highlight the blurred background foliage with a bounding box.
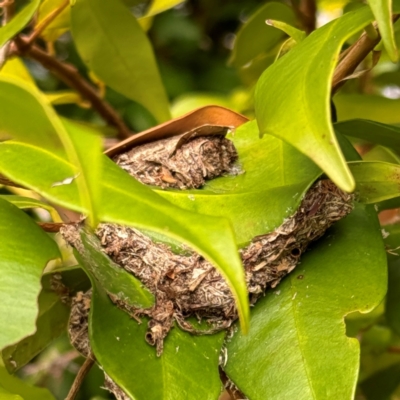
[3,0,400,399]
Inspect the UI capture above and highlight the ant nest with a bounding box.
[63,132,354,361]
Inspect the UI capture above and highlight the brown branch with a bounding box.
[298,0,316,34]
[291,0,316,34]
[65,354,95,400]
[332,15,400,94]
[26,0,69,45]
[332,29,381,93]
[12,37,132,140]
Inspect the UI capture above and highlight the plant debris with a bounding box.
[68,290,130,400]
[112,130,238,189]
[69,290,91,358]
[63,179,354,356]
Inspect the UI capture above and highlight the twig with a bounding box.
[291,0,316,34]
[298,0,316,34]
[332,28,381,93]
[65,354,95,400]
[13,37,133,140]
[25,0,69,46]
[332,15,400,94]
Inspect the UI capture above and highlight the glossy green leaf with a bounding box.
[369,0,398,62]
[229,2,296,68]
[0,385,22,400]
[346,303,384,338]
[0,363,54,400]
[61,118,103,226]
[74,228,154,308]
[335,94,400,125]
[0,78,103,226]
[89,277,224,400]
[0,58,37,87]
[2,267,90,373]
[363,145,400,164]
[0,77,63,150]
[349,161,400,203]
[145,0,184,16]
[46,91,84,106]
[0,142,249,332]
[71,0,170,123]
[255,6,377,192]
[265,19,306,43]
[0,0,41,48]
[156,120,321,246]
[0,195,58,218]
[0,198,60,350]
[335,119,400,153]
[36,0,71,42]
[225,204,386,400]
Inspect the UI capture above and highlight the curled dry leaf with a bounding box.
[105,105,248,157]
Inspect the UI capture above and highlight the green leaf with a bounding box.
[2,266,90,373]
[369,0,398,62]
[0,142,250,332]
[0,195,60,221]
[156,120,321,246]
[228,2,296,68]
[225,204,386,399]
[45,90,84,106]
[0,0,41,48]
[145,0,184,16]
[335,94,400,125]
[0,78,103,226]
[265,19,306,43]
[0,385,23,400]
[36,0,71,42]
[71,0,170,123]
[0,198,60,350]
[363,145,400,164]
[0,363,54,400]
[61,118,103,227]
[335,119,400,154]
[255,6,377,192]
[89,277,225,400]
[0,58,37,87]
[349,161,400,203]
[74,228,154,308]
